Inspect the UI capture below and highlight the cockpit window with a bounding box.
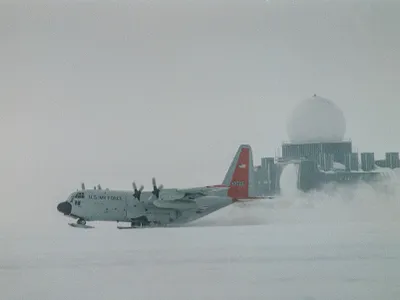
[75,192,85,199]
[68,192,85,202]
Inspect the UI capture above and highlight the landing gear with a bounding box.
[130,216,150,228]
[68,218,93,228]
[131,221,143,228]
[117,216,161,229]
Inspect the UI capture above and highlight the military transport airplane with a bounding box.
[56,144,267,229]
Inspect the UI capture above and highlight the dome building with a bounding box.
[253,94,399,196]
[286,94,346,144]
[280,94,352,166]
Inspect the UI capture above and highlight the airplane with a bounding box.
[56,144,270,229]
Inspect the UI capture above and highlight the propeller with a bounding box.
[151,177,163,199]
[132,181,144,200]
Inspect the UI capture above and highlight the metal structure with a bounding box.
[254,139,399,194]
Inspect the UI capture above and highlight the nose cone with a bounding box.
[57,202,72,215]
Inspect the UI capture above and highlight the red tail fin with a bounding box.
[221,144,253,199]
[227,147,250,199]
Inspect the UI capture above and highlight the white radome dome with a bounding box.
[287,95,346,143]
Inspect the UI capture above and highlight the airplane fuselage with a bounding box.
[58,188,233,227]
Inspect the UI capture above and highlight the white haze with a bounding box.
[2,1,400,299]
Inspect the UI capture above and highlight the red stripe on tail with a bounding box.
[227,147,250,199]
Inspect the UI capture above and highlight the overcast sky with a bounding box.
[2,0,400,227]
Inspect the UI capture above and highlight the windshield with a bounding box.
[68,193,75,202]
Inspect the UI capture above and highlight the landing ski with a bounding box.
[117,225,157,229]
[117,223,167,229]
[117,226,139,229]
[68,223,94,229]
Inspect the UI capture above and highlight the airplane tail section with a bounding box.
[222,144,256,199]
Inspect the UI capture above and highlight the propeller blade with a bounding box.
[133,181,143,200]
[139,185,144,192]
[150,177,163,199]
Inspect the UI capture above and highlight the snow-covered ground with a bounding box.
[2,170,400,300]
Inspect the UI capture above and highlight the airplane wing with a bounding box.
[152,186,230,210]
[143,178,230,210]
[175,185,230,197]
